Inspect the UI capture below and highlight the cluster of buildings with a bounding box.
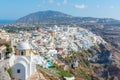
[0,26,106,80]
[0,29,11,45]
[0,29,11,61]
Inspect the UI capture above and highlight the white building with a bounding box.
[0,45,6,61]
[9,41,36,80]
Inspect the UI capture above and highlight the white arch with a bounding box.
[12,62,27,80]
[15,56,30,64]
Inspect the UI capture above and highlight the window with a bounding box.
[17,69,20,73]
[21,51,24,55]
[0,53,1,59]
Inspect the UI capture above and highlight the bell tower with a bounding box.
[15,41,31,56]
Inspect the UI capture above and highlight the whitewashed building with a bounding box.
[0,45,6,61]
[9,41,36,80]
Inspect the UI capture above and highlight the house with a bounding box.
[71,60,78,69]
[9,41,36,80]
[0,33,11,45]
[48,30,55,36]
[32,55,48,68]
[0,45,6,61]
[56,47,64,54]
[38,29,45,33]
[0,67,11,80]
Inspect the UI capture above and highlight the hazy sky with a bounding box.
[0,0,120,20]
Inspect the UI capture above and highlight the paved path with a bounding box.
[0,60,11,80]
[0,59,9,68]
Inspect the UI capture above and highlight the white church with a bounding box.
[9,41,36,80]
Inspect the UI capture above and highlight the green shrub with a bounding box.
[52,63,58,69]
[85,61,90,66]
[7,68,12,77]
[5,43,12,54]
[81,50,88,53]
[57,69,72,77]
[80,69,91,80]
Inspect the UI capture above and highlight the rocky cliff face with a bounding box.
[55,38,119,80]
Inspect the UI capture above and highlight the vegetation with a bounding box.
[5,43,12,54]
[85,61,90,67]
[57,69,72,77]
[64,56,73,62]
[69,50,76,54]
[4,67,7,71]
[80,68,91,80]
[37,66,58,80]
[49,63,72,77]
[52,63,58,68]
[7,68,12,77]
[81,49,89,53]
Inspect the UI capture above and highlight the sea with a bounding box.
[0,20,15,24]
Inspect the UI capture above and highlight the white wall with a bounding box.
[12,63,26,80]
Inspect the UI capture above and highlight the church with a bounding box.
[9,41,36,80]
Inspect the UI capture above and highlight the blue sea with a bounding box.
[0,20,15,24]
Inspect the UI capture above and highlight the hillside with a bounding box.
[2,10,120,79]
[15,10,120,55]
[16,10,120,25]
[15,10,120,50]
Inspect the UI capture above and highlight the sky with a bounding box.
[0,0,120,20]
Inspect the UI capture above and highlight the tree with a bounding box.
[7,47,12,53]
[5,43,12,54]
[7,68,12,77]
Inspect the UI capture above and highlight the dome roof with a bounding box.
[16,42,31,50]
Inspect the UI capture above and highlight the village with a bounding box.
[0,25,106,80]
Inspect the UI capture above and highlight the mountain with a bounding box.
[16,10,120,24]
[16,10,73,24]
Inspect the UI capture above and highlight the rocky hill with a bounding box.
[16,10,120,25]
